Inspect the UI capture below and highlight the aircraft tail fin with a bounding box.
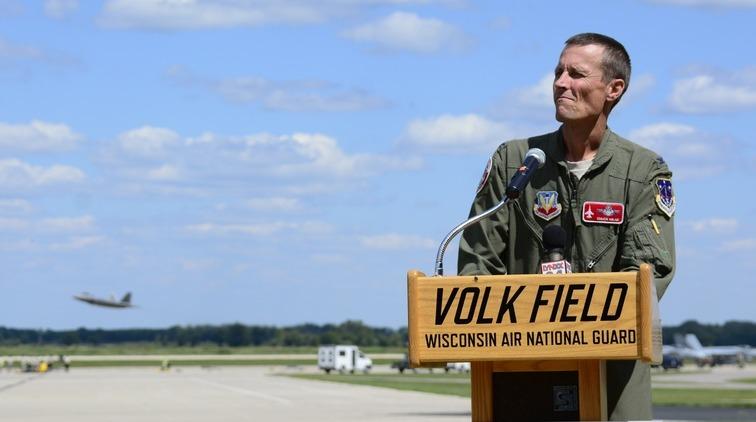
[684,333,704,350]
[673,333,686,347]
[121,292,132,304]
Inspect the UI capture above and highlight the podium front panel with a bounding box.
[407,270,658,366]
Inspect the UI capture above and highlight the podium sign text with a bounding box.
[407,268,661,367]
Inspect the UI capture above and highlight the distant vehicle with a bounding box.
[391,354,413,373]
[445,362,471,373]
[317,345,372,374]
[665,333,751,368]
[74,292,134,308]
[652,353,683,371]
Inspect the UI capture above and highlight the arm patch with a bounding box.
[476,157,493,194]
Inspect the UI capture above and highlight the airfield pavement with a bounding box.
[1,363,756,421]
[0,365,470,422]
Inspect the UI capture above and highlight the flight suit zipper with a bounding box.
[569,173,583,271]
[585,239,615,271]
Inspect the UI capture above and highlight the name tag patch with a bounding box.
[582,201,624,225]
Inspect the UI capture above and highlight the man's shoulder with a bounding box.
[608,130,671,179]
[493,131,558,160]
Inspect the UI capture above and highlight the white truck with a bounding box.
[445,362,471,373]
[317,345,372,374]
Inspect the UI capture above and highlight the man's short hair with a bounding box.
[565,33,631,104]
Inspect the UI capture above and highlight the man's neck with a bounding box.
[561,116,608,162]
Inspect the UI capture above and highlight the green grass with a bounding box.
[0,344,405,356]
[733,378,756,385]
[0,344,318,355]
[70,359,317,368]
[289,373,471,397]
[285,373,756,408]
[652,388,756,407]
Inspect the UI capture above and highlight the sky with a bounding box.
[1,0,755,330]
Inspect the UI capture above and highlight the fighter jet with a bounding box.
[74,292,134,308]
[665,333,752,367]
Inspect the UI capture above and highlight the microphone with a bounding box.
[505,148,546,199]
[540,225,572,274]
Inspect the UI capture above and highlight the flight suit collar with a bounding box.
[548,126,617,174]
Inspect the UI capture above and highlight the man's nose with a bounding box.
[554,71,570,90]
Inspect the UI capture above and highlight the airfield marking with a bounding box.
[188,377,293,406]
[0,374,38,393]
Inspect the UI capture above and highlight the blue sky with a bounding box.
[1,0,755,330]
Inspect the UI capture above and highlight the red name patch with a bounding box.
[582,201,624,225]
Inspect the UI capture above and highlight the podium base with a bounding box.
[471,360,606,421]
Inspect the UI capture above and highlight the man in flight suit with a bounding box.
[458,33,676,420]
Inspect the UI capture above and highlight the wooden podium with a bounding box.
[406,264,662,421]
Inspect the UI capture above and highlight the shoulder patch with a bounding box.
[533,191,562,221]
[655,178,675,217]
[476,157,493,194]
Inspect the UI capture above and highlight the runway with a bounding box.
[1,364,755,421]
[0,366,470,422]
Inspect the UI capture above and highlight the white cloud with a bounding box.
[99,0,320,29]
[186,221,332,237]
[117,126,180,157]
[629,122,697,151]
[0,37,44,62]
[167,67,388,112]
[513,73,554,109]
[0,159,85,188]
[0,198,33,214]
[360,233,435,250]
[0,120,81,152]
[628,122,734,180]
[0,239,37,253]
[0,217,28,230]
[98,0,455,30]
[669,69,756,114]
[44,0,79,18]
[146,164,182,181]
[103,128,421,196]
[49,235,104,251]
[721,238,756,252]
[239,132,421,177]
[343,12,472,54]
[181,258,216,272]
[246,197,301,212]
[40,215,95,232]
[685,218,739,233]
[402,114,520,153]
[648,0,756,7]
[0,215,94,232]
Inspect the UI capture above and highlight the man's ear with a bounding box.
[606,78,625,102]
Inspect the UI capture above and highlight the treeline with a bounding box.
[0,320,407,347]
[661,320,756,347]
[1,319,755,347]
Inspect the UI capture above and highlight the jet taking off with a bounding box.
[74,292,133,308]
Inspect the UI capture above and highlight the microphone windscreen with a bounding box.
[543,225,567,251]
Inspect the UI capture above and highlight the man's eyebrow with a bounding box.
[555,64,589,74]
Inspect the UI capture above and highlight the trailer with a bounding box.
[317,345,372,374]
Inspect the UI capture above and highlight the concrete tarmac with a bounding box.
[0,366,470,422]
[2,364,756,421]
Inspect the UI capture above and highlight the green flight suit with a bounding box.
[458,127,675,421]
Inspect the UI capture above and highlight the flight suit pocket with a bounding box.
[623,219,672,276]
